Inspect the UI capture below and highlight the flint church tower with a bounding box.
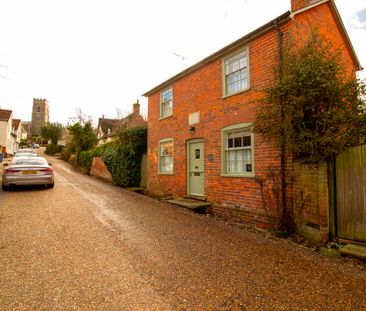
[31,98,49,136]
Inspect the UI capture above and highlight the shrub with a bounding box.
[60,148,71,161]
[77,150,94,173]
[45,143,63,155]
[101,128,147,186]
[255,31,366,162]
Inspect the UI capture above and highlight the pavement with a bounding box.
[0,152,366,310]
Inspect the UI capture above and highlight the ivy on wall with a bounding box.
[78,127,147,187]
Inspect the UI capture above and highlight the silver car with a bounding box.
[2,156,54,190]
[14,149,37,156]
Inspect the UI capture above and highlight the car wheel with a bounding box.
[48,183,54,189]
[2,184,9,191]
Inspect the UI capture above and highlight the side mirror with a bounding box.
[3,163,9,167]
[48,163,52,166]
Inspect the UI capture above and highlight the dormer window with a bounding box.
[160,88,173,119]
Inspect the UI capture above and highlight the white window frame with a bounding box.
[160,87,173,119]
[221,123,254,177]
[222,46,250,97]
[158,138,174,174]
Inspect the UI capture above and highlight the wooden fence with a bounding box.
[336,145,366,242]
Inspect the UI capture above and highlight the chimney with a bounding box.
[291,0,318,12]
[133,100,140,115]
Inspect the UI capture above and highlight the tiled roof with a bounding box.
[0,109,12,121]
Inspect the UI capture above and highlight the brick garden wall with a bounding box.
[293,162,329,242]
[90,157,112,181]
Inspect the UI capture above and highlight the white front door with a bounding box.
[187,140,204,197]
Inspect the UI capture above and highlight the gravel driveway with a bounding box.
[0,153,366,310]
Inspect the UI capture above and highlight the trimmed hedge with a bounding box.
[45,143,63,155]
[78,127,147,187]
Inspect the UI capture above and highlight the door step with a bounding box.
[184,195,207,201]
[167,197,211,212]
[339,244,366,261]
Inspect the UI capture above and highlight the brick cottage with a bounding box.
[143,0,361,229]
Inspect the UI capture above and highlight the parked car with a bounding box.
[2,156,54,190]
[32,144,40,148]
[13,153,38,158]
[15,149,37,156]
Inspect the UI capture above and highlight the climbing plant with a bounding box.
[78,127,147,187]
[255,31,366,162]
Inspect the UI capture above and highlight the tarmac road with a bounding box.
[0,151,366,310]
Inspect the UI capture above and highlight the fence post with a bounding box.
[328,156,337,239]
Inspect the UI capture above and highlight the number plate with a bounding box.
[23,171,37,175]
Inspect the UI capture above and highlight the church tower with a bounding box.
[31,98,49,136]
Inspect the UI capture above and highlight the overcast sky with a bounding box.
[0,0,365,125]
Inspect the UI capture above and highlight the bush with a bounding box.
[75,127,147,187]
[255,31,366,161]
[45,143,63,155]
[60,148,71,161]
[77,150,94,173]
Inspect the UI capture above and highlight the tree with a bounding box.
[68,121,98,154]
[68,107,94,125]
[255,32,366,162]
[40,122,64,145]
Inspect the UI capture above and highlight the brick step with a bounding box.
[167,197,211,212]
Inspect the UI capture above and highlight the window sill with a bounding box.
[158,172,174,175]
[159,114,173,121]
[221,87,250,100]
[221,172,255,178]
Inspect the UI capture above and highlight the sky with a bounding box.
[0,0,365,125]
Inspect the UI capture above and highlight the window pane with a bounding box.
[243,136,251,147]
[228,137,233,148]
[234,137,242,148]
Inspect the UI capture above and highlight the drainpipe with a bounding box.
[274,21,288,231]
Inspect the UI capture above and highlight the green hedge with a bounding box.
[78,127,147,187]
[45,143,63,155]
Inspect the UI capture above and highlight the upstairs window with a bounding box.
[159,139,173,174]
[160,88,173,119]
[223,48,249,96]
[222,123,254,177]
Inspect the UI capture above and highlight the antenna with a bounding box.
[172,52,190,68]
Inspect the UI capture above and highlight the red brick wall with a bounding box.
[90,157,112,181]
[147,2,357,228]
[293,162,329,242]
[291,0,313,12]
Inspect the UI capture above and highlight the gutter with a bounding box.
[274,21,288,231]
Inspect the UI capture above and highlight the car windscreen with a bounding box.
[16,150,36,154]
[14,153,37,157]
[12,159,47,166]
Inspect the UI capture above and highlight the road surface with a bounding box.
[0,151,365,310]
